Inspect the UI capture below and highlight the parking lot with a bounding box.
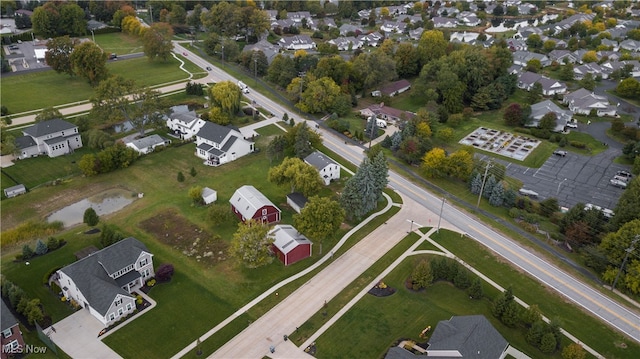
[484,145,629,211]
[3,39,50,72]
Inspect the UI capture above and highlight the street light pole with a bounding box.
[437,197,446,233]
[254,58,257,85]
[556,178,567,196]
[408,220,414,233]
[90,29,95,43]
[612,235,640,291]
[476,160,492,209]
[221,45,224,67]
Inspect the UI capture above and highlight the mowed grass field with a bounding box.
[3,53,193,114]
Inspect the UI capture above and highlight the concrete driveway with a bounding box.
[47,309,121,359]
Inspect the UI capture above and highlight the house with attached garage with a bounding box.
[528,100,571,132]
[563,88,617,117]
[359,103,416,124]
[15,118,83,159]
[195,122,254,166]
[1,301,25,359]
[278,35,316,50]
[125,134,171,155]
[230,185,281,224]
[269,224,313,266]
[56,238,154,327]
[304,151,340,186]
[166,108,206,140]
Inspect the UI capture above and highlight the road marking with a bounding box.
[467,224,640,336]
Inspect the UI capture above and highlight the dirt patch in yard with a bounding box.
[139,209,228,267]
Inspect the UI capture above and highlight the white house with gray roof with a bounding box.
[304,151,340,185]
[278,35,316,50]
[15,118,82,159]
[563,88,617,117]
[56,238,154,327]
[125,134,171,155]
[194,122,254,166]
[529,100,571,132]
[166,109,206,140]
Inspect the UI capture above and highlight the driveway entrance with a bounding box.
[48,309,122,359]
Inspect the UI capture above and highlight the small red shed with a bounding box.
[269,225,313,266]
[230,185,281,224]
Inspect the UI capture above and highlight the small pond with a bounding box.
[47,188,136,227]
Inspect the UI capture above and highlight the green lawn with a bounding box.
[2,148,88,190]
[94,32,144,55]
[2,57,193,115]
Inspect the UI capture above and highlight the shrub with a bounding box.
[190,166,197,177]
[519,221,537,233]
[136,295,143,305]
[569,141,586,149]
[208,204,234,226]
[42,266,63,285]
[146,279,156,287]
[34,239,48,255]
[156,263,174,282]
[177,171,185,182]
[47,236,60,250]
[559,136,568,147]
[22,244,34,259]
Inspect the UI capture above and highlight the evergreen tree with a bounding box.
[470,172,482,195]
[22,245,34,259]
[527,320,546,346]
[177,171,185,182]
[501,301,521,327]
[489,181,505,206]
[503,188,517,208]
[391,131,402,151]
[294,122,313,158]
[454,269,471,289]
[482,175,497,199]
[83,207,99,226]
[467,277,484,299]
[190,167,197,177]
[411,259,433,290]
[539,332,557,354]
[47,237,60,250]
[35,239,48,255]
[364,117,379,139]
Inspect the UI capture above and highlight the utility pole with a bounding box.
[221,45,224,67]
[612,235,640,291]
[476,160,492,209]
[254,57,258,85]
[437,197,446,233]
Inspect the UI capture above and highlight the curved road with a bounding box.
[172,43,640,345]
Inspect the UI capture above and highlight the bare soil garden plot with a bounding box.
[139,209,228,267]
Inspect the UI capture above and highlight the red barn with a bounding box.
[230,185,281,224]
[269,225,313,266]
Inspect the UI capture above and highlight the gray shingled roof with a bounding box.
[196,122,234,144]
[286,192,308,208]
[126,134,167,150]
[1,300,18,332]
[59,238,151,316]
[15,135,36,150]
[23,118,76,138]
[304,151,337,171]
[230,185,280,220]
[428,315,508,358]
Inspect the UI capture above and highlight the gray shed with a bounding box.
[4,184,26,198]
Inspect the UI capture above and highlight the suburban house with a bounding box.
[339,23,362,36]
[56,238,155,327]
[517,71,542,91]
[269,225,313,266]
[202,187,217,205]
[15,118,83,159]
[278,35,316,50]
[166,108,207,140]
[194,122,254,166]
[432,16,457,28]
[286,192,308,214]
[538,77,567,96]
[230,185,281,224]
[384,315,509,359]
[304,151,340,186]
[359,103,416,124]
[528,100,572,132]
[243,39,281,64]
[125,134,171,155]
[328,36,363,51]
[379,20,406,34]
[1,301,25,359]
[563,88,617,117]
[3,184,26,198]
[372,79,411,97]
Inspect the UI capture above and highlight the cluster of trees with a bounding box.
[340,150,388,220]
[410,256,484,299]
[380,112,436,165]
[20,237,58,260]
[421,147,474,181]
[32,1,86,38]
[100,224,125,248]
[185,82,204,96]
[267,122,321,161]
[294,196,345,246]
[78,143,138,176]
[46,36,109,85]
[90,75,169,135]
[1,279,46,326]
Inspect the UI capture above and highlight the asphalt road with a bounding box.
[169,44,640,344]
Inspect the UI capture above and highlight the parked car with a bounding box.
[553,150,567,157]
[566,122,578,128]
[616,170,633,179]
[206,66,212,71]
[610,179,628,188]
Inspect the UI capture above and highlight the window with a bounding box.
[109,313,115,321]
[115,298,123,306]
[2,328,12,338]
[262,209,267,215]
[140,258,148,267]
[6,340,19,352]
[118,308,123,316]
[126,303,132,311]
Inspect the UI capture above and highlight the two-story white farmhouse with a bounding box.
[56,238,154,327]
[194,122,254,166]
[15,118,83,159]
[304,151,340,185]
[166,109,207,140]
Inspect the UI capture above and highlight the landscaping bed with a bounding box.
[139,209,228,267]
